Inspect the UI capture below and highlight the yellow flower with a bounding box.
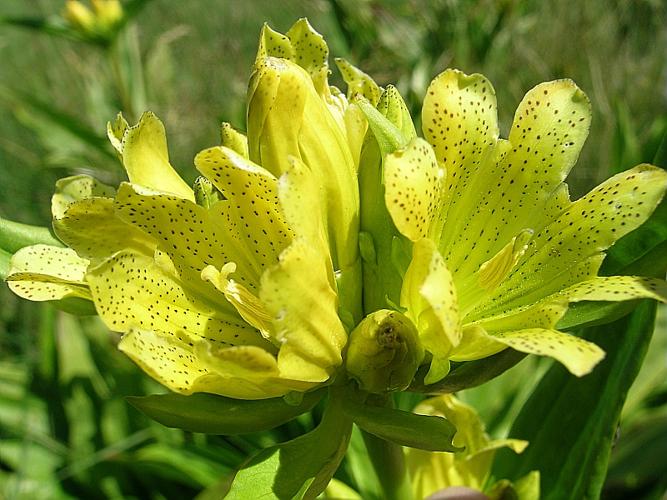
[406,395,538,499]
[362,70,667,385]
[64,0,123,38]
[6,20,667,402]
[9,97,350,399]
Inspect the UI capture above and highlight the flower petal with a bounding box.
[482,165,667,314]
[286,18,329,94]
[196,343,315,398]
[556,276,667,303]
[254,23,293,65]
[492,328,605,376]
[87,250,267,349]
[220,122,249,158]
[277,156,331,255]
[260,240,347,382]
[201,263,274,339]
[384,137,444,241]
[51,174,116,219]
[335,58,381,105]
[114,182,259,290]
[54,197,156,263]
[407,395,528,497]
[117,112,194,201]
[7,244,90,301]
[194,146,292,274]
[422,70,499,244]
[401,238,461,383]
[247,57,359,273]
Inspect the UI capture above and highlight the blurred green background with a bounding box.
[0,0,666,498]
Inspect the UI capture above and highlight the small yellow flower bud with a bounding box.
[91,0,123,29]
[345,310,424,393]
[64,1,96,33]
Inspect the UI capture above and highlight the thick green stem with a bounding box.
[361,427,413,500]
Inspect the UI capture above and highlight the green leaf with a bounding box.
[0,217,61,254]
[342,397,461,452]
[226,392,352,499]
[127,389,325,435]
[492,299,659,499]
[357,99,405,156]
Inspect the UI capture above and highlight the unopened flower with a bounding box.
[64,0,123,38]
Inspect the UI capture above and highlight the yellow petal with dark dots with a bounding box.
[220,122,249,158]
[556,276,667,303]
[384,137,444,242]
[54,197,156,263]
[114,182,259,291]
[106,112,128,156]
[401,238,460,384]
[445,81,591,280]
[254,23,293,66]
[247,57,359,275]
[7,244,90,301]
[286,18,329,94]
[118,328,221,395]
[335,58,381,105]
[87,250,270,349]
[422,70,499,233]
[119,112,194,201]
[492,328,605,377]
[51,174,116,219]
[194,146,292,274]
[470,301,568,334]
[483,165,667,314]
[260,240,347,382]
[201,263,274,340]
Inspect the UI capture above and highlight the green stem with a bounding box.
[361,429,413,500]
[108,39,133,119]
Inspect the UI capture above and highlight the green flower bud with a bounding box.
[345,310,424,393]
[193,176,223,209]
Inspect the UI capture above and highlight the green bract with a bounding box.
[6,19,667,400]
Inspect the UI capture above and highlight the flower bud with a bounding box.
[247,56,361,322]
[91,0,123,30]
[345,310,424,393]
[64,1,96,33]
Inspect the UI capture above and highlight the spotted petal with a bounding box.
[54,197,156,263]
[51,174,116,219]
[476,165,667,317]
[114,182,258,292]
[492,328,605,377]
[7,244,90,301]
[86,250,267,349]
[118,329,309,399]
[194,146,292,275]
[384,137,444,242]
